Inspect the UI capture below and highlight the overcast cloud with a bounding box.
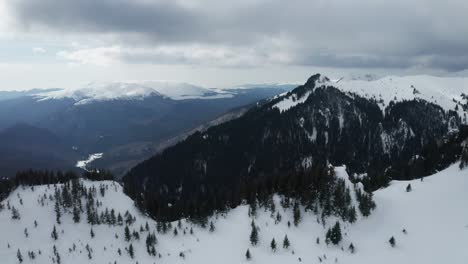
[0,0,467,89]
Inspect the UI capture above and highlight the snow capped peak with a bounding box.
[35,81,233,105]
[272,73,467,122]
[325,75,468,120]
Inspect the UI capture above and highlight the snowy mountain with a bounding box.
[123,73,467,224]
[331,75,468,121]
[0,163,467,263]
[36,81,233,105]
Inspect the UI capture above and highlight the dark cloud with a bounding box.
[6,0,468,71]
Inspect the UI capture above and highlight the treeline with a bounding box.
[362,124,468,190]
[0,169,114,201]
[125,163,374,223]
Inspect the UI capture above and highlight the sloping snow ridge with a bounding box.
[1,163,466,264]
[272,74,468,122]
[36,81,233,105]
[330,75,468,120]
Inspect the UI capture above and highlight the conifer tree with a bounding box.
[389,236,396,247]
[17,249,23,263]
[406,184,412,192]
[245,249,251,260]
[326,222,342,245]
[209,221,215,232]
[283,235,290,249]
[270,238,277,252]
[73,205,80,223]
[128,243,134,259]
[293,202,301,226]
[90,228,95,238]
[349,243,355,253]
[249,220,259,246]
[51,225,58,240]
[124,226,131,242]
[54,198,61,224]
[11,206,20,220]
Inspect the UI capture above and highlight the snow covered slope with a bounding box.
[331,75,468,119]
[272,74,467,122]
[1,163,466,264]
[36,81,233,105]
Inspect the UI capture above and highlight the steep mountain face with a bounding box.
[0,124,79,178]
[0,84,292,177]
[123,74,467,220]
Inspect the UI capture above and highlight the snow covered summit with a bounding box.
[273,74,468,123]
[35,81,233,105]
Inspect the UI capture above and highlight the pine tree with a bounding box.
[249,220,259,246]
[54,198,61,224]
[51,225,58,240]
[173,227,178,236]
[293,202,301,226]
[53,245,61,264]
[90,228,95,238]
[245,249,251,260]
[73,205,80,223]
[124,226,131,241]
[11,206,20,220]
[117,213,123,225]
[17,249,23,263]
[348,243,355,253]
[270,238,277,252]
[460,145,468,169]
[128,243,134,259]
[209,221,215,232]
[326,222,342,245]
[406,184,412,192]
[389,236,396,247]
[283,235,290,249]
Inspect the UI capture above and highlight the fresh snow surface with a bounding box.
[273,91,312,113]
[0,163,467,264]
[76,153,103,170]
[36,81,233,105]
[327,75,468,120]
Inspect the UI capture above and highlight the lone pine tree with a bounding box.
[270,238,277,252]
[51,225,58,240]
[293,202,301,226]
[245,249,251,260]
[250,220,259,246]
[326,221,342,245]
[128,243,135,259]
[283,235,290,249]
[406,184,412,192]
[17,249,23,263]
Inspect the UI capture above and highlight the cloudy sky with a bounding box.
[0,0,467,90]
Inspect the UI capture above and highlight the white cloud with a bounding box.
[57,41,294,68]
[33,47,46,53]
[57,46,121,66]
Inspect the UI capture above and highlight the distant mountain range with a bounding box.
[0,82,295,178]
